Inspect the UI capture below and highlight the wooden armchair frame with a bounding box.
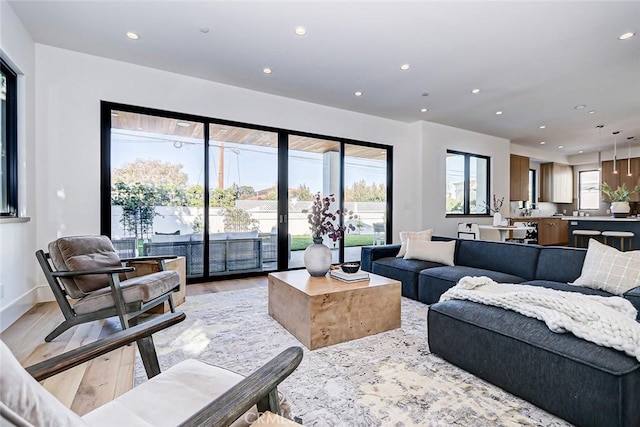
[36,249,179,342]
[22,312,303,427]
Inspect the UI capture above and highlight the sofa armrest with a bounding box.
[623,286,640,321]
[361,244,401,272]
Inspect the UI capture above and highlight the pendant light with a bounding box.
[628,136,634,177]
[596,125,604,170]
[613,131,620,174]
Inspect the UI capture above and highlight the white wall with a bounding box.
[32,45,422,262]
[0,0,38,331]
[420,121,511,241]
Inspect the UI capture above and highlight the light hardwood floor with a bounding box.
[1,276,266,416]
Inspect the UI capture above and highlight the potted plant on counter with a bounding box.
[601,182,640,218]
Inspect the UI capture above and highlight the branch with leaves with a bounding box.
[302,193,357,243]
[482,194,504,214]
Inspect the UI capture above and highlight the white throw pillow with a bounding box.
[0,340,87,426]
[403,239,455,266]
[396,229,433,258]
[572,239,640,295]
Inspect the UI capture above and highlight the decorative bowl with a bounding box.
[341,262,360,274]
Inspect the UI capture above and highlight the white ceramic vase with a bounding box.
[493,212,502,226]
[304,238,332,277]
[610,201,630,218]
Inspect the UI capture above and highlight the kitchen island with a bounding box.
[563,216,640,249]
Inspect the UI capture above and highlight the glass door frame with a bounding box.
[101,101,393,281]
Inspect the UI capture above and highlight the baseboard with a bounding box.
[0,285,53,333]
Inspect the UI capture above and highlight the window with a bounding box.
[528,169,537,208]
[446,150,490,215]
[579,170,600,210]
[1,59,18,217]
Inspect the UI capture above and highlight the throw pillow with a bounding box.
[396,229,433,258]
[571,238,640,295]
[403,239,455,266]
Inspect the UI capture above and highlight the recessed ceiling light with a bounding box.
[495,111,503,115]
[354,91,363,97]
[262,67,272,74]
[579,150,584,153]
[471,88,481,94]
[540,141,546,145]
[619,32,635,40]
[126,32,140,40]
[199,27,210,34]
[400,64,410,71]
[422,92,429,97]
[294,26,307,36]
[539,125,546,129]
[176,122,190,127]
[574,104,586,110]
[588,110,596,114]
[420,108,428,112]
[558,145,564,149]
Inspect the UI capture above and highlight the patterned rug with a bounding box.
[134,287,570,427]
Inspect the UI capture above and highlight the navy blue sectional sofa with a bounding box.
[361,237,640,427]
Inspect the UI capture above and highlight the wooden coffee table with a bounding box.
[268,270,401,350]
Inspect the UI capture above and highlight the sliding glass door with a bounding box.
[207,124,278,275]
[109,110,205,269]
[103,102,392,282]
[343,144,389,262]
[287,135,341,268]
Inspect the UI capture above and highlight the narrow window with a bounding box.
[1,59,18,217]
[579,170,600,210]
[446,150,490,215]
[528,169,537,208]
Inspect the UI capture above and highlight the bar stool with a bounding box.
[572,230,601,248]
[602,231,635,251]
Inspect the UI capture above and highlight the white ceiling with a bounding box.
[7,0,640,155]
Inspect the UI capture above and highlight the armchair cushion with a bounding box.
[82,359,290,427]
[73,270,179,315]
[0,340,87,426]
[48,235,121,298]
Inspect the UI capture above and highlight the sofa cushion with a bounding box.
[418,266,526,305]
[48,235,122,298]
[428,300,640,427]
[0,340,88,427]
[397,229,432,258]
[572,239,640,295]
[403,239,455,266]
[535,246,586,283]
[455,240,540,280]
[372,257,445,300]
[624,287,640,321]
[73,270,179,315]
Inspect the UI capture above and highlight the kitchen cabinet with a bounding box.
[540,162,573,203]
[536,217,568,246]
[511,217,568,246]
[602,158,640,202]
[510,154,529,201]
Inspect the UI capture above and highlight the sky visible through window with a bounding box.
[112,130,386,192]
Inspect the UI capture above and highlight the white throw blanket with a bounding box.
[440,276,640,362]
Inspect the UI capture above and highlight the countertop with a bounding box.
[560,216,640,222]
[511,215,640,222]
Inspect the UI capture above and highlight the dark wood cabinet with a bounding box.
[540,163,573,203]
[512,217,568,246]
[510,154,529,201]
[536,218,568,246]
[601,158,640,202]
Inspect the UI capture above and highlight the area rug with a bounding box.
[134,287,571,427]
